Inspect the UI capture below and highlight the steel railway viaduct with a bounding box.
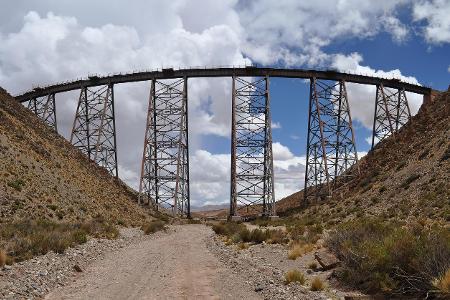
[15,67,431,219]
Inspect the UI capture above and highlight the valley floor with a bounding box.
[2,224,365,299]
[46,225,260,300]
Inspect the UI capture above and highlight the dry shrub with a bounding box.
[267,229,288,244]
[433,268,450,294]
[211,222,245,237]
[327,218,450,296]
[81,217,119,239]
[237,242,249,250]
[187,219,202,224]
[288,224,305,241]
[308,261,318,270]
[284,269,305,285]
[305,224,323,244]
[141,220,166,235]
[0,218,119,263]
[249,228,269,244]
[288,242,314,260]
[224,239,233,246]
[0,249,7,267]
[310,277,325,291]
[212,222,287,245]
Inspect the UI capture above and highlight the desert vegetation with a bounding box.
[287,242,314,260]
[211,221,289,245]
[327,218,450,297]
[0,217,119,264]
[141,220,167,235]
[310,277,325,291]
[284,269,305,285]
[211,214,450,298]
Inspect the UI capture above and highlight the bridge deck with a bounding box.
[15,67,430,102]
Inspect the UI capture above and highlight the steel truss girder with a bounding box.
[139,78,190,217]
[70,84,118,177]
[230,76,275,217]
[304,78,359,202]
[371,84,411,148]
[26,94,58,132]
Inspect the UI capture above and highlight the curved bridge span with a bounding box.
[15,67,431,218]
[16,67,429,101]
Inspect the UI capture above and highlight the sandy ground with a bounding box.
[46,225,261,300]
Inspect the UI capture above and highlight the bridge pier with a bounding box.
[371,84,411,149]
[26,94,58,132]
[70,84,118,177]
[230,76,276,218]
[304,78,359,203]
[138,78,190,218]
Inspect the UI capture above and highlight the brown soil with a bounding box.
[46,225,261,300]
[278,90,450,224]
[0,87,156,226]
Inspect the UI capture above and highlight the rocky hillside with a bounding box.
[278,89,450,224]
[0,87,155,226]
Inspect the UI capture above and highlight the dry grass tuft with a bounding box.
[0,249,7,267]
[284,269,305,285]
[224,239,233,246]
[310,277,325,291]
[141,220,166,235]
[433,268,450,294]
[237,242,249,250]
[288,242,314,260]
[0,218,119,263]
[308,261,318,270]
[267,229,288,244]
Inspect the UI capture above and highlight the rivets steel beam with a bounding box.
[230,76,276,217]
[26,94,58,132]
[371,84,411,148]
[304,78,359,203]
[70,84,118,177]
[139,78,190,217]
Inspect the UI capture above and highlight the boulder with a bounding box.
[314,250,340,270]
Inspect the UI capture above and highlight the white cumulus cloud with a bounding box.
[0,1,439,206]
[237,0,410,65]
[331,52,423,129]
[413,0,450,44]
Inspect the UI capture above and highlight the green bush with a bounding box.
[327,218,450,296]
[7,179,25,191]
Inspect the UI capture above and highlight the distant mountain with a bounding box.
[190,203,229,212]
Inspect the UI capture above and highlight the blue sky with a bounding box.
[0,0,449,206]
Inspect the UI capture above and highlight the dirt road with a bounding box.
[46,225,261,300]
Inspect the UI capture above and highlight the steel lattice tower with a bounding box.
[26,94,58,132]
[304,78,359,202]
[230,76,275,217]
[70,84,118,177]
[371,84,411,149]
[139,78,190,217]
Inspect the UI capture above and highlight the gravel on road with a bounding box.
[46,224,261,300]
